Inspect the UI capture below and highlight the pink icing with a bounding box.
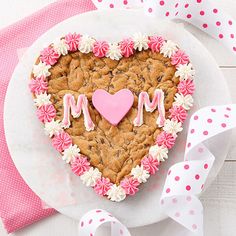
[156,131,176,149]
[119,38,134,57]
[120,177,139,195]
[36,104,56,123]
[171,50,189,66]
[92,40,109,58]
[148,35,164,52]
[94,177,112,196]
[52,131,72,152]
[71,155,90,176]
[64,33,81,51]
[169,106,188,123]
[177,79,195,96]
[62,94,95,131]
[29,76,48,95]
[141,155,159,175]
[133,89,165,127]
[92,89,134,126]
[40,47,60,65]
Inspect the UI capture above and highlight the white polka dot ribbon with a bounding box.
[78,209,131,236]
[78,104,236,236]
[160,105,236,235]
[92,0,236,57]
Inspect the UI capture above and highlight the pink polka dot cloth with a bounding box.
[92,0,236,57]
[0,0,96,233]
[78,105,236,236]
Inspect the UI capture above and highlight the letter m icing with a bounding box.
[62,94,95,131]
[133,89,165,127]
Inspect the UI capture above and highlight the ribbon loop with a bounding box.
[78,209,131,236]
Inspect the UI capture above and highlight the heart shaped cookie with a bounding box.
[29,33,195,202]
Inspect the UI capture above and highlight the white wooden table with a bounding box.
[0,1,236,235]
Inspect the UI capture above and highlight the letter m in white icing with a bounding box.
[62,94,95,131]
[133,89,165,127]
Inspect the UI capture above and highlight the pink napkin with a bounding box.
[0,0,96,233]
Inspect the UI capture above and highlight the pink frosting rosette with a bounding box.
[178,79,195,96]
[148,35,164,52]
[156,131,176,149]
[120,177,139,195]
[29,76,48,95]
[141,155,159,175]
[92,40,109,57]
[169,106,188,123]
[36,104,56,123]
[71,156,90,176]
[40,47,60,65]
[94,177,112,196]
[64,32,81,52]
[52,131,72,152]
[119,38,134,57]
[171,50,189,66]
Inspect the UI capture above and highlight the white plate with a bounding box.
[4,9,231,228]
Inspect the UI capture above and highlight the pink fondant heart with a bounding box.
[92,89,134,126]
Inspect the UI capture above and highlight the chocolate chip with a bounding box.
[157,75,164,82]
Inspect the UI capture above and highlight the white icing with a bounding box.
[33,61,51,78]
[133,89,165,127]
[107,185,126,202]
[131,165,150,183]
[62,94,95,131]
[34,92,51,107]
[173,93,194,110]
[106,43,122,60]
[133,32,149,51]
[149,145,168,162]
[62,145,81,163]
[80,167,101,187]
[160,40,178,58]
[163,119,183,137]
[53,38,69,56]
[79,35,96,53]
[175,63,195,80]
[44,120,63,138]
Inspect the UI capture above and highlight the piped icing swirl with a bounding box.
[93,40,109,58]
[148,35,164,52]
[119,38,134,57]
[133,89,165,127]
[141,155,159,175]
[64,32,81,52]
[40,47,60,66]
[71,156,90,176]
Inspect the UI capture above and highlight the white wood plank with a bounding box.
[221,68,236,160]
